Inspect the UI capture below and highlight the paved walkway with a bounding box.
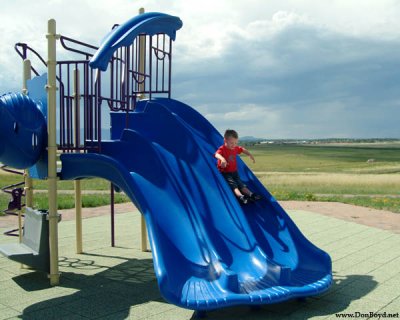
[0,206,399,319]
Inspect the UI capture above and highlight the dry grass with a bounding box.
[257,172,400,195]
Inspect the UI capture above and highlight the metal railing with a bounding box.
[1,165,25,237]
[15,30,174,153]
[15,43,47,77]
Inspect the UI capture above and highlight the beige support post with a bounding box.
[138,7,146,99]
[17,211,23,243]
[74,180,82,253]
[138,7,149,252]
[21,59,33,247]
[140,213,148,251]
[46,19,60,285]
[73,68,83,254]
[23,60,34,209]
[22,59,31,96]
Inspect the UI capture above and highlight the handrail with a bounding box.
[14,43,47,76]
[0,166,25,194]
[1,165,25,237]
[1,182,25,194]
[0,165,24,176]
[59,35,98,59]
[14,43,64,88]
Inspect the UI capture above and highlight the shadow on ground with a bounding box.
[13,254,165,319]
[197,273,378,319]
[11,259,378,319]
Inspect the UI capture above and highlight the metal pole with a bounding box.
[17,189,23,268]
[73,68,83,254]
[138,7,149,252]
[138,7,146,100]
[22,59,31,95]
[74,181,82,253]
[17,210,23,243]
[111,184,115,247]
[23,59,34,209]
[46,19,60,285]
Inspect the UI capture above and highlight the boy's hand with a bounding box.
[220,158,228,168]
[250,155,256,163]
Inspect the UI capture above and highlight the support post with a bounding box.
[141,216,148,252]
[138,7,149,252]
[111,184,115,247]
[74,181,82,253]
[138,7,146,99]
[73,68,83,254]
[17,192,23,269]
[17,210,23,243]
[46,19,60,285]
[23,59,34,209]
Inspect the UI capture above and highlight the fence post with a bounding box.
[46,19,60,286]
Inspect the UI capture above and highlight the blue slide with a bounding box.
[60,98,332,310]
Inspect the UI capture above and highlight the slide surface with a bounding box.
[60,98,332,310]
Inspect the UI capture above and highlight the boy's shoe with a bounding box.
[238,195,248,205]
[250,193,263,201]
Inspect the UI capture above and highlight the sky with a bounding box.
[1,0,399,139]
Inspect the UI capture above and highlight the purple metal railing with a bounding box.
[15,43,47,76]
[1,165,25,237]
[14,31,174,154]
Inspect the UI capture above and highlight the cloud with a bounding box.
[202,103,282,139]
[173,9,400,138]
[206,104,279,122]
[1,1,399,138]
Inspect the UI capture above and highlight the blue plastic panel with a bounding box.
[0,92,47,169]
[27,74,48,179]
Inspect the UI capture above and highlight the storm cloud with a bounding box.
[1,1,399,138]
[173,11,400,138]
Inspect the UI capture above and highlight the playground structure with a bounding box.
[0,10,332,311]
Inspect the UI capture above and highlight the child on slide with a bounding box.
[215,129,262,205]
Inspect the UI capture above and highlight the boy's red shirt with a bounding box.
[215,145,244,173]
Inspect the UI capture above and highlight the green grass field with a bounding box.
[241,142,400,212]
[244,143,400,173]
[1,142,399,214]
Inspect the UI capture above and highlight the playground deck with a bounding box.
[0,207,399,320]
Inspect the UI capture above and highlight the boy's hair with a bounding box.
[224,129,239,139]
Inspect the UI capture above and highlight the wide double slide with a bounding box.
[60,98,332,310]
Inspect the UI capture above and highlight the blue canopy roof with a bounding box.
[89,12,183,71]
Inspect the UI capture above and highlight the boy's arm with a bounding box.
[215,152,228,168]
[241,147,256,163]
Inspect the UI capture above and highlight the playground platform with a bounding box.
[0,206,399,320]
